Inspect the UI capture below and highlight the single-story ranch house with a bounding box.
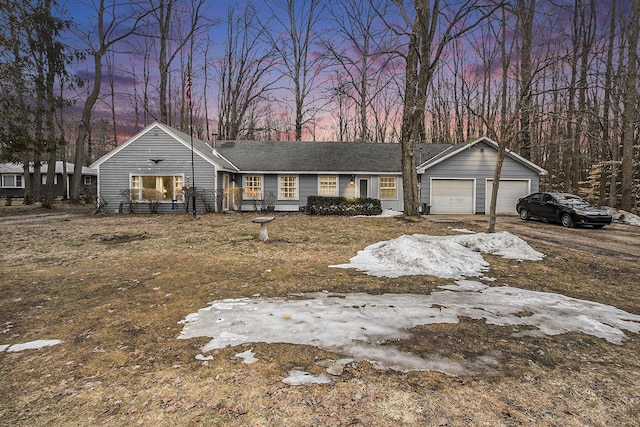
[0,161,97,200]
[90,122,546,215]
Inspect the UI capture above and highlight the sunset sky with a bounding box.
[57,0,626,144]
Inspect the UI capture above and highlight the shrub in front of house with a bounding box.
[305,196,382,216]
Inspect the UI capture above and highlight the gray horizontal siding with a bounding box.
[420,141,540,214]
[238,173,403,212]
[97,128,217,214]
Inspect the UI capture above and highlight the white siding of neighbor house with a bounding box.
[420,141,540,214]
[96,127,217,213]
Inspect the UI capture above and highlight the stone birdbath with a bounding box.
[252,216,275,242]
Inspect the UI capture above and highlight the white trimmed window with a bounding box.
[279,175,298,200]
[41,174,58,185]
[83,175,92,185]
[130,175,184,201]
[379,177,397,199]
[1,174,24,188]
[318,175,338,196]
[243,175,263,200]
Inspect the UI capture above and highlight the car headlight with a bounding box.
[573,208,588,216]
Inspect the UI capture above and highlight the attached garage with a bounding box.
[485,179,530,215]
[418,137,546,215]
[430,179,475,214]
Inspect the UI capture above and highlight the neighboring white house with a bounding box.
[90,122,546,214]
[0,161,97,200]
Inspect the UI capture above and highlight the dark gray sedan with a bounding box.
[516,192,612,228]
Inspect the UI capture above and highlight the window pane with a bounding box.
[244,176,262,199]
[131,176,141,200]
[16,175,22,187]
[3,175,15,187]
[160,176,172,200]
[319,176,337,196]
[142,176,157,200]
[280,176,297,199]
[379,177,397,199]
[131,175,184,201]
[175,176,183,201]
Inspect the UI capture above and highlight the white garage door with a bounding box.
[485,180,530,215]
[430,179,474,214]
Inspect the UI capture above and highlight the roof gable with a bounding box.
[417,136,547,175]
[90,122,238,171]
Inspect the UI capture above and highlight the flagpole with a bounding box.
[188,74,196,218]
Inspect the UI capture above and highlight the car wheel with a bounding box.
[519,208,530,220]
[561,213,574,228]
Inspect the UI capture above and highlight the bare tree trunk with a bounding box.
[608,52,623,206]
[564,2,579,192]
[108,50,118,148]
[620,0,639,211]
[70,50,102,201]
[601,0,616,205]
[22,157,32,205]
[489,8,512,233]
[574,1,596,191]
[400,23,421,216]
[517,0,534,160]
[203,36,211,140]
[39,0,58,209]
[157,0,171,124]
[54,81,68,200]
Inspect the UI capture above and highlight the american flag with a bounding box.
[186,76,192,104]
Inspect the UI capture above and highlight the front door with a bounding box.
[359,179,368,198]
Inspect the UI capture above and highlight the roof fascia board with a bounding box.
[236,171,402,175]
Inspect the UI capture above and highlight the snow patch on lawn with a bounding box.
[177,231,638,377]
[178,284,640,375]
[1,339,62,353]
[235,349,258,364]
[282,370,333,385]
[330,231,543,279]
[354,209,403,218]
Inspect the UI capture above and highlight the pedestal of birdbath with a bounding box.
[252,216,275,242]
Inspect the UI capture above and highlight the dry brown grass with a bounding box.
[0,203,638,426]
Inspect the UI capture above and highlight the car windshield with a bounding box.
[555,194,588,206]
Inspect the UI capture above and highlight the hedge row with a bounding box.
[304,196,383,216]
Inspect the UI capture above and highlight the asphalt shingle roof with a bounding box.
[215,140,454,173]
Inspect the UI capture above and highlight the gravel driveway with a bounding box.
[430,214,640,263]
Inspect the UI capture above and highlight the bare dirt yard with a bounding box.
[1,203,638,426]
